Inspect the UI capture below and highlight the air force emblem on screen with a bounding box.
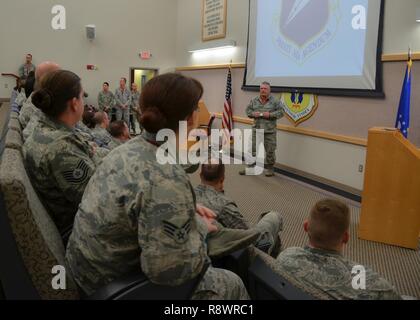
[275,0,339,64]
[251,0,378,90]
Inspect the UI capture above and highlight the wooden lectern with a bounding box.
[185,101,215,150]
[359,128,420,250]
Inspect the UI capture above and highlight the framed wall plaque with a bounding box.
[202,0,227,41]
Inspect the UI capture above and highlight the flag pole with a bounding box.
[395,46,412,139]
[229,59,234,145]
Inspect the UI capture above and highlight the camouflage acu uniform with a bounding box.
[18,63,36,79]
[74,122,110,159]
[97,91,114,114]
[195,184,283,256]
[130,90,140,133]
[246,95,283,169]
[114,87,131,125]
[91,126,119,150]
[276,246,402,300]
[65,132,249,299]
[110,137,124,148]
[19,93,37,129]
[22,108,43,141]
[23,116,97,235]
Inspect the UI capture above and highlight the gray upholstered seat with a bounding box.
[4,129,22,151]
[0,148,79,299]
[10,111,19,120]
[8,118,22,134]
[248,247,332,300]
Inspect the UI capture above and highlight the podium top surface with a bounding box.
[368,127,420,158]
[369,127,399,134]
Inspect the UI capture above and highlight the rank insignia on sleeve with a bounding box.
[62,160,92,185]
[162,219,192,244]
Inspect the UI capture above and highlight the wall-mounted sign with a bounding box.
[202,0,227,41]
[280,93,319,127]
[86,65,98,70]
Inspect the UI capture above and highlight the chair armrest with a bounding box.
[87,271,148,300]
[88,264,209,300]
[248,254,317,300]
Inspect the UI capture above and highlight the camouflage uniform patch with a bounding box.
[23,116,97,234]
[62,160,93,185]
[162,218,192,244]
[276,246,402,300]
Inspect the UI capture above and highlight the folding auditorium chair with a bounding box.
[9,111,19,120]
[247,248,331,300]
[0,103,11,155]
[8,117,22,134]
[4,129,22,152]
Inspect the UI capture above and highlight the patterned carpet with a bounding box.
[190,165,420,298]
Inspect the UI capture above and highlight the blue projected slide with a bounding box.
[245,0,383,94]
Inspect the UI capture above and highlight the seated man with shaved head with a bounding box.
[19,61,60,128]
[276,199,401,300]
[91,111,120,150]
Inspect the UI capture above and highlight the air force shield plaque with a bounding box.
[280,93,319,126]
[274,0,339,63]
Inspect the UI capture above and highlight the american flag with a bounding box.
[222,67,234,141]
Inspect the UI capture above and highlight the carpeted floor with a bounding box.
[190,165,420,298]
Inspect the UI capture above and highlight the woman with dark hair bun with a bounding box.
[66,73,251,299]
[23,70,98,238]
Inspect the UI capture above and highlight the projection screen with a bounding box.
[243,0,385,97]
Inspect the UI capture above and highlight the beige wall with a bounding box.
[383,0,420,54]
[229,123,367,191]
[176,0,420,67]
[0,0,177,104]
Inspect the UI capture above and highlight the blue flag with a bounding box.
[395,58,412,138]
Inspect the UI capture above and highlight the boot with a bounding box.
[269,235,282,258]
[265,166,275,177]
[239,164,256,176]
[254,211,283,258]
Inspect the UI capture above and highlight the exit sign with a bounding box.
[140,51,151,60]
